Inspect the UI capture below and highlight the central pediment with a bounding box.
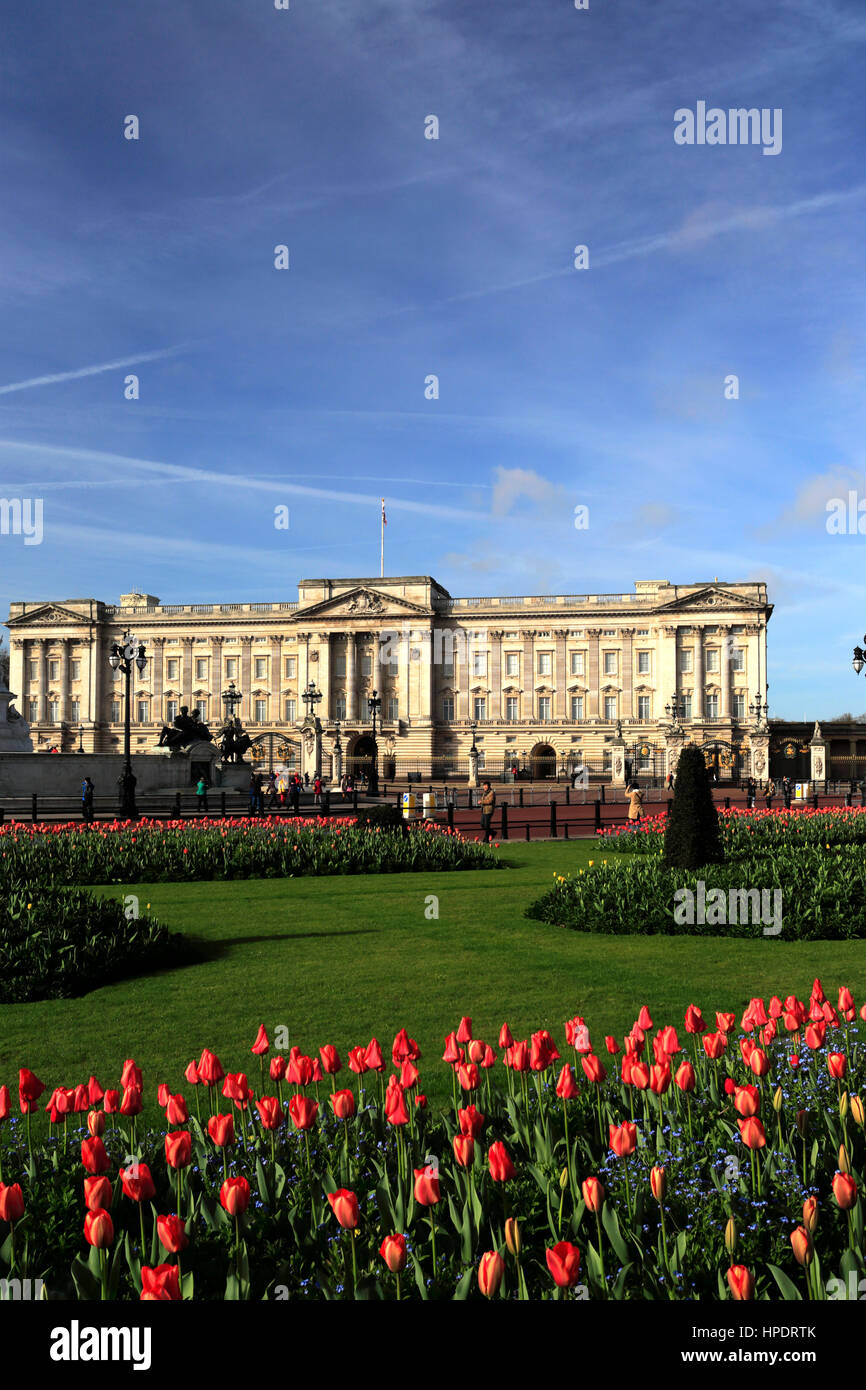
[7,603,91,628]
[294,586,432,620]
[655,586,762,614]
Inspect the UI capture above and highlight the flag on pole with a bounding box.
[381,499,387,526]
[380,498,386,578]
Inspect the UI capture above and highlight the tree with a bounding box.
[0,643,8,689]
[663,744,724,869]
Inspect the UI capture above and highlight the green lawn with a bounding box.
[2,840,866,1115]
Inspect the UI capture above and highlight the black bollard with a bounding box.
[500,802,508,840]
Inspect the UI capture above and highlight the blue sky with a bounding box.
[1,0,865,718]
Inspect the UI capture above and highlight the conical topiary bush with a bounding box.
[663,744,724,869]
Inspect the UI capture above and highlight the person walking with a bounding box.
[314,774,322,807]
[479,780,496,843]
[196,775,209,814]
[81,776,95,824]
[290,776,300,816]
[626,782,644,825]
[248,772,259,818]
[666,771,674,791]
[266,770,278,810]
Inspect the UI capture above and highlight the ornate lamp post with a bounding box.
[367,688,381,796]
[77,723,84,753]
[108,631,147,820]
[332,719,343,786]
[853,640,866,675]
[664,691,686,731]
[749,688,770,729]
[302,680,323,779]
[221,680,242,722]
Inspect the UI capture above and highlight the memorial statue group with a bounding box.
[157,705,251,763]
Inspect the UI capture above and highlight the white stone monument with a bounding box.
[0,680,33,752]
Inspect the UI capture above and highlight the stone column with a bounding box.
[41,640,51,723]
[181,637,194,714]
[490,630,503,722]
[809,722,827,789]
[152,637,165,723]
[718,625,731,719]
[610,724,627,787]
[346,632,357,720]
[621,628,635,720]
[586,629,600,719]
[665,729,686,782]
[59,637,71,727]
[397,626,410,722]
[240,637,253,722]
[693,627,704,720]
[313,633,329,720]
[520,630,534,722]
[554,629,567,719]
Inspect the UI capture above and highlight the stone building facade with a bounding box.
[5,575,772,780]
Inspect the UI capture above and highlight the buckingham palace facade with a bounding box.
[5,574,772,780]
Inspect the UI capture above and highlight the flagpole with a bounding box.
[380,498,385,578]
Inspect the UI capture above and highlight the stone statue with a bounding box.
[157,706,214,750]
[219,718,252,764]
[0,680,33,752]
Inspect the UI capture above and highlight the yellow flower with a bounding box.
[27,903,32,909]
[588,859,594,866]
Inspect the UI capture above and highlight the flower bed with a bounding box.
[0,982,863,1300]
[0,817,500,886]
[601,805,866,855]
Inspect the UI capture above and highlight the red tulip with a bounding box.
[0,1085,10,1121]
[81,1136,111,1174]
[733,1085,760,1118]
[413,1166,440,1206]
[120,1162,156,1203]
[805,1022,827,1049]
[157,1083,171,1108]
[556,1064,579,1100]
[442,1032,461,1064]
[716,1013,735,1034]
[478,1250,505,1298]
[498,1022,514,1050]
[650,1063,671,1095]
[328,1189,360,1229]
[87,1076,104,1105]
[157,1214,188,1253]
[727,1265,754,1300]
[506,1041,530,1072]
[80,1174,111,1215]
[828,1053,848,1080]
[456,1016,473,1043]
[650,1165,666,1201]
[385,1082,410,1126]
[675,1061,696,1092]
[604,1036,621,1055]
[703,1032,726,1060]
[748,1048,770,1078]
[251,1024,270,1056]
[546,1241,581,1288]
[0,1183,25,1223]
[453,1134,475,1167]
[197,1049,224,1086]
[84,1208,114,1248]
[103,1089,120,1114]
[348,1046,369,1075]
[18,1068,45,1109]
[581,1177,604,1212]
[738,1117,766,1149]
[399,1059,420,1089]
[140,1264,181,1301]
[488,1141,516,1182]
[289,1095,319,1131]
[832,1173,858,1210]
[365,1038,385,1072]
[637,1006,653,1030]
[630,1061,650,1090]
[458,1105,485,1139]
[684,1005,706,1034]
[223,1073,253,1107]
[165,1131,192,1169]
[330,1089,356,1120]
[790,1226,813,1265]
[269,1055,287,1082]
[609,1122,637,1157]
[456,1063,479,1092]
[380,1233,407,1272]
[207,1113,235,1147]
[220,1176,250,1215]
[120,1084,143,1117]
[165,1094,188,1125]
[184,1061,200,1086]
[256,1096,283,1130]
[87,1110,106,1138]
[581,1054,606,1084]
[121,1060,142,1089]
[319,1044,342,1075]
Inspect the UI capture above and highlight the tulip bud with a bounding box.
[839,1143,851,1175]
[796,1109,808,1137]
[87,1109,105,1138]
[790,1225,813,1266]
[840,1091,849,1120]
[724,1215,737,1255]
[505,1217,521,1257]
[559,1167,569,1191]
[772,1086,783,1114]
[650,1166,666,1202]
[851,1095,865,1128]
[802,1196,818,1234]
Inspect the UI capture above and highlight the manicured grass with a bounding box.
[3,839,866,1116]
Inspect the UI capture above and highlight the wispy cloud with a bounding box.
[0,347,186,397]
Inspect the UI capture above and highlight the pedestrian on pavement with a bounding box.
[81,776,95,824]
[626,782,644,825]
[196,775,209,813]
[480,780,496,843]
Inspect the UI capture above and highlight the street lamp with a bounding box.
[108,630,147,820]
[853,639,866,675]
[77,723,84,753]
[221,680,243,721]
[469,720,478,754]
[749,689,769,726]
[664,691,686,729]
[302,681,323,779]
[367,688,382,796]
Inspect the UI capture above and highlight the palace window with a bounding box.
[71,660,80,681]
[387,696,399,721]
[137,701,149,724]
[538,696,551,721]
[732,693,745,720]
[284,657,296,679]
[473,697,486,721]
[604,696,617,721]
[361,654,373,677]
[111,699,120,723]
[254,658,268,679]
[335,654,346,677]
[167,701,178,723]
[195,658,208,680]
[506,697,519,721]
[732,648,745,671]
[637,695,650,720]
[705,694,719,719]
[682,693,693,720]
[679,650,693,673]
[48,660,59,681]
[603,652,617,676]
[537,653,552,676]
[167,659,179,681]
[334,696,346,721]
[28,698,38,722]
[637,651,650,674]
[196,700,207,721]
[603,630,616,637]
[284,698,297,721]
[505,652,519,677]
[570,695,584,721]
[27,659,37,681]
[226,658,238,679]
[70,699,80,722]
[442,697,454,721]
[255,699,267,721]
[570,652,585,675]
[705,650,719,673]
[472,652,487,677]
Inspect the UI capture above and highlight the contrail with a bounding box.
[0,345,185,396]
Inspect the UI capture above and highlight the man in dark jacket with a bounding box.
[480,781,496,843]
